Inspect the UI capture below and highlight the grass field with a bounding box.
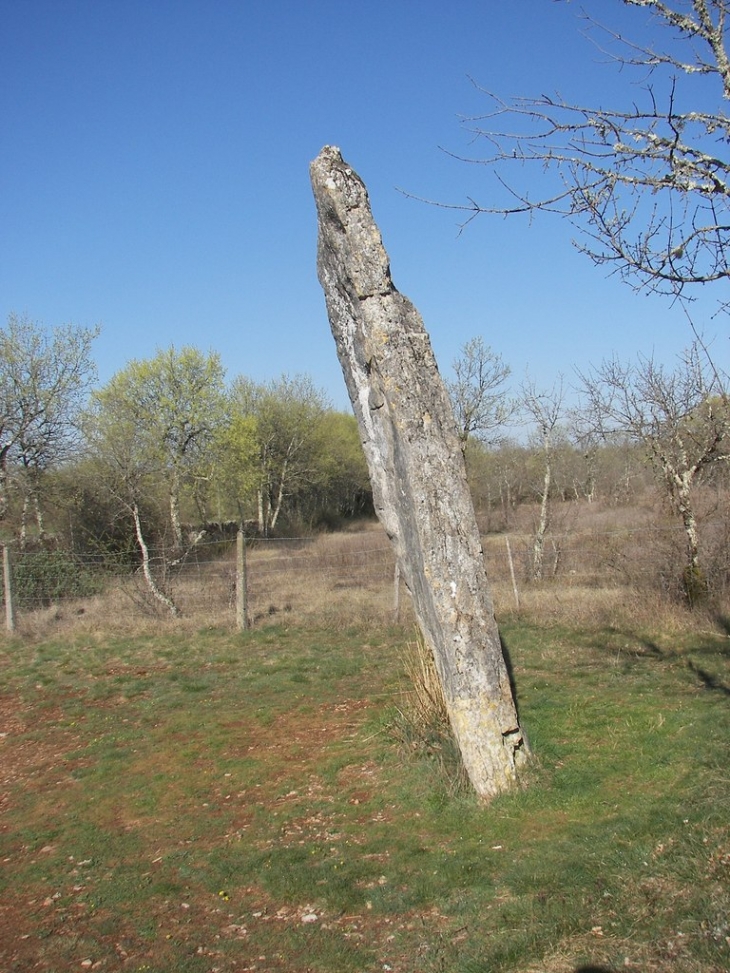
[1,615,729,972]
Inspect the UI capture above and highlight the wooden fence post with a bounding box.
[505,536,520,612]
[3,545,15,633]
[236,529,248,631]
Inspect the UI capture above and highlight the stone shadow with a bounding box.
[623,632,730,699]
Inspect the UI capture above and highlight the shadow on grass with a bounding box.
[584,626,730,700]
[574,967,614,973]
[632,634,730,698]
[500,632,520,716]
[636,636,667,659]
[686,658,730,695]
[711,614,730,651]
[642,639,730,696]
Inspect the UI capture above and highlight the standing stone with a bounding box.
[310,146,528,801]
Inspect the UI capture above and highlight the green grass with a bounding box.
[0,620,728,972]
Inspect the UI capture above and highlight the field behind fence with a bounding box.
[3,512,728,637]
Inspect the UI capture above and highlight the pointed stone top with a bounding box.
[310,146,389,300]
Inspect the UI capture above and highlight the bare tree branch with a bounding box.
[424,1,730,310]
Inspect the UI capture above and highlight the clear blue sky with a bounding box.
[2,0,727,412]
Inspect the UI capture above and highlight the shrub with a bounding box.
[683,563,709,608]
[8,549,104,609]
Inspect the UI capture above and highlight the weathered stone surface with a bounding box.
[310,146,527,800]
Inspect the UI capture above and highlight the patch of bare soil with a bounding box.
[0,688,417,972]
[0,694,85,821]
[0,694,92,970]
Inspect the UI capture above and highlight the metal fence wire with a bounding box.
[1,520,728,633]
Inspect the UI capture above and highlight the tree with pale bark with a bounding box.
[84,380,179,615]
[578,339,729,601]
[521,376,566,582]
[84,346,227,615]
[0,313,99,545]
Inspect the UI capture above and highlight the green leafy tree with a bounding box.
[231,374,331,534]
[89,346,227,549]
[208,410,260,525]
[302,411,372,526]
[84,375,178,614]
[84,346,227,615]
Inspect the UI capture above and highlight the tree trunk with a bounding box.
[676,473,701,570]
[310,145,528,801]
[269,456,288,532]
[20,494,29,551]
[532,452,551,582]
[584,447,597,504]
[19,476,45,550]
[0,446,10,523]
[257,487,265,535]
[674,471,706,604]
[132,503,179,617]
[169,472,184,551]
[33,490,45,540]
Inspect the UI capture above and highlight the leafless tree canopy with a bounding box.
[446,1,730,310]
[446,337,514,447]
[577,339,729,584]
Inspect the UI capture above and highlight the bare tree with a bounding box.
[446,337,514,450]
[0,313,99,543]
[578,339,729,600]
[438,1,730,313]
[521,376,565,582]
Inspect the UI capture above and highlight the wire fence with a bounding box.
[1,519,728,635]
[0,532,398,634]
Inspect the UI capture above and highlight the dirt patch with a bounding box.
[0,694,89,967]
[0,695,84,819]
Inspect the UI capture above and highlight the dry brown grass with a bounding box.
[489,578,703,633]
[398,633,449,729]
[6,529,405,640]
[7,507,730,641]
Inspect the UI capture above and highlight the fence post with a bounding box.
[3,545,15,633]
[236,529,248,631]
[505,536,520,612]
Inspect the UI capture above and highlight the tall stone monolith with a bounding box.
[310,145,528,801]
